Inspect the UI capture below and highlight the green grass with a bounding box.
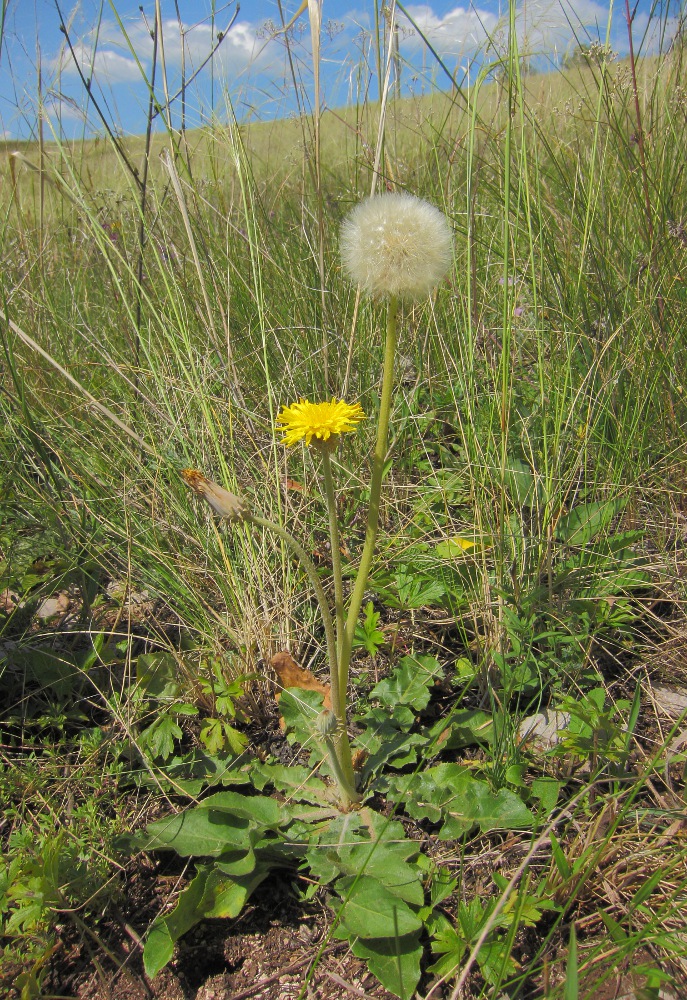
[1,9,687,998]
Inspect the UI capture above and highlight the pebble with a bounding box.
[651,684,687,718]
[518,709,571,749]
[36,592,70,618]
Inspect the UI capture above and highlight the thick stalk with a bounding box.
[339,295,398,699]
[323,736,359,810]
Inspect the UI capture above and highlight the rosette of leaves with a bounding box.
[120,777,431,998]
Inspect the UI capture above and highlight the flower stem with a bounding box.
[321,449,345,671]
[339,294,398,699]
[247,513,340,714]
[323,736,359,810]
[247,513,359,806]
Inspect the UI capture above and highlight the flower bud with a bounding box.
[181,469,249,522]
[315,709,339,739]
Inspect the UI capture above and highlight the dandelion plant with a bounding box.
[184,193,453,810]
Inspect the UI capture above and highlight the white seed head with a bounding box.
[340,193,453,300]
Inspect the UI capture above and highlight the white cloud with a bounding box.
[54,42,141,84]
[44,94,87,122]
[399,4,498,55]
[396,0,612,63]
[173,19,281,76]
[618,12,681,55]
[77,15,281,81]
[516,0,609,57]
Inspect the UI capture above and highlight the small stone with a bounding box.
[518,710,571,750]
[36,593,70,619]
[651,685,687,718]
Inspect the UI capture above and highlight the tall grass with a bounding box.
[2,4,686,747]
[2,4,685,734]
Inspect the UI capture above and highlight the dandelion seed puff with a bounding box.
[340,193,453,300]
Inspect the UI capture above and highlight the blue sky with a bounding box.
[0,0,678,139]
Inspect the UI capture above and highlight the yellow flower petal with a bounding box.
[449,536,476,551]
[276,398,365,448]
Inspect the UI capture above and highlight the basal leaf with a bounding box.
[143,865,269,978]
[555,498,627,546]
[136,652,180,701]
[356,725,426,776]
[133,807,252,856]
[383,766,533,838]
[370,654,442,711]
[215,845,257,876]
[140,749,252,797]
[201,791,284,829]
[337,878,422,938]
[337,858,424,907]
[279,688,324,745]
[531,777,564,814]
[503,457,536,507]
[305,812,421,897]
[381,765,472,823]
[250,761,331,805]
[429,708,493,750]
[335,835,423,906]
[305,846,341,885]
[439,784,533,839]
[131,789,286,857]
[350,931,423,1000]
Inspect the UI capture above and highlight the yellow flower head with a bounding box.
[277,398,365,448]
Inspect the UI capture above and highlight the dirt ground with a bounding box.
[55,877,406,1000]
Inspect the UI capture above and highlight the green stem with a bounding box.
[248,513,340,717]
[339,294,398,700]
[323,736,359,810]
[248,513,358,805]
[321,448,345,676]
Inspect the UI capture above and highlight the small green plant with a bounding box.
[134,650,252,762]
[554,687,633,767]
[427,875,557,987]
[198,664,251,756]
[353,600,385,657]
[0,734,125,997]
